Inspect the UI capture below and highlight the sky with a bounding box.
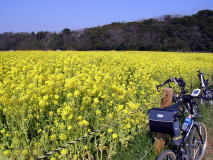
[0,0,213,33]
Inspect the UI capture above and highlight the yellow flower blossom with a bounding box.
[112,133,118,139]
[50,134,56,141]
[61,149,68,155]
[3,150,11,155]
[49,111,54,116]
[95,109,101,116]
[59,134,67,140]
[107,128,113,133]
[67,125,72,130]
[22,149,28,156]
[43,95,49,101]
[77,115,83,120]
[78,120,89,126]
[93,98,99,104]
[74,91,80,97]
[54,94,60,100]
[67,93,72,98]
[83,145,88,150]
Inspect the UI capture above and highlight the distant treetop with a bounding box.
[0,10,213,52]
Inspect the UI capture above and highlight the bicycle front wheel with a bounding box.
[157,150,176,160]
[188,123,207,160]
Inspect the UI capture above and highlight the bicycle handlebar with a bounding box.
[197,71,212,100]
[157,75,212,102]
[197,70,206,88]
[156,77,188,95]
[157,76,212,117]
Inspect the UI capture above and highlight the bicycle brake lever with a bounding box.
[156,85,161,92]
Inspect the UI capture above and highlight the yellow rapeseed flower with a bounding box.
[3,150,11,155]
[93,98,99,104]
[67,125,72,130]
[107,128,113,133]
[43,95,49,101]
[54,94,60,100]
[50,134,56,141]
[74,91,80,97]
[78,120,89,126]
[95,109,101,116]
[49,111,54,116]
[59,134,67,140]
[61,149,68,155]
[112,133,118,139]
[77,115,83,120]
[83,145,88,150]
[22,149,28,156]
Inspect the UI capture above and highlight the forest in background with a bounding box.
[0,10,212,52]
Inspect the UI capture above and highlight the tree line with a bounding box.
[0,10,212,52]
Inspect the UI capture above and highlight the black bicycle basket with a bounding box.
[148,106,180,137]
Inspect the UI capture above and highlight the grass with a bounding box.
[113,130,157,160]
[200,101,213,128]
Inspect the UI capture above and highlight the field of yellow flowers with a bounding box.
[0,51,212,159]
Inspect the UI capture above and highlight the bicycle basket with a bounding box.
[148,107,180,137]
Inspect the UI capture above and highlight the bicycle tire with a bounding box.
[187,123,207,160]
[156,150,176,160]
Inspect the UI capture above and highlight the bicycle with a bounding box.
[148,77,208,160]
[197,71,213,102]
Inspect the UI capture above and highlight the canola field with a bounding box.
[0,51,212,160]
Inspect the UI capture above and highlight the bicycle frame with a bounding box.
[198,73,206,90]
[182,121,204,144]
[172,99,205,159]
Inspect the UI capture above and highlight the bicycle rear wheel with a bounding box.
[156,150,176,160]
[188,123,207,160]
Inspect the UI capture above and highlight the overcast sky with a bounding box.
[0,0,213,33]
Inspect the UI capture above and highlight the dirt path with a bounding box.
[204,129,213,160]
[203,102,213,160]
